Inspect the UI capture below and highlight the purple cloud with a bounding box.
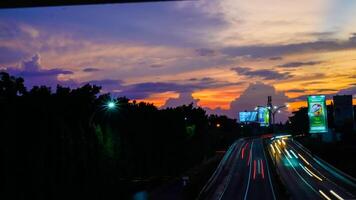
[4,54,74,89]
[278,61,323,68]
[222,34,356,58]
[83,67,100,72]
[231,66,293,80]
[195,48,216,57]
[161,92,200,108]
[228,82,289,121]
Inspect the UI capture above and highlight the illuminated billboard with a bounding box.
[308,95,328,133]
[258,107,269,127]
[239,111,258,123]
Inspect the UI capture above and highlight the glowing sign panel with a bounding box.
[258,107,269,127]
[239,111,258,122]
[308,95,328,133]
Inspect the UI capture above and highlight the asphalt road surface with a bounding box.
[268,137,356,200]
[199,138,276,200]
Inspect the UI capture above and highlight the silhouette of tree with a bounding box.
[0,72,241,199]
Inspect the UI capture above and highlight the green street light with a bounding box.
[107,101,116,109]
[89,99,118,126]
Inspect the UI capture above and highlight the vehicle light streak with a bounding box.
[298,153,310,165]
[284,149,292,159]
[319,190,332,200]
[277,140,281,146]
[274,143,281,154]
[282,150,319,195]
[247,150,251,166]
[281,140,286,146]
[242,147,245,159]
[275,134,291,139]
[261,160,265,179]
[290,150,298,159]
[253,160,256,180]
[258,160,261,174]
[299,163,313,177]
[330,190,344,200]
[305,166,323,181]
[270,144,275,154]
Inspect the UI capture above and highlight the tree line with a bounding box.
[0,72,241,199]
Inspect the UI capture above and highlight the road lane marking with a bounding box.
[319,190,332,200]
[330,190,344,200]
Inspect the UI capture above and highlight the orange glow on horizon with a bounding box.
[135,91,179,107]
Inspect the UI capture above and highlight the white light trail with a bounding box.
[299,163,313,177]
[330,190,344,200]
[319,190,332,200]
[298,153,310,165]
[270,144,275,154]
[305,167,323,181]
[290,150,298,159]
[284,149,292,159]
[274,143,281,154]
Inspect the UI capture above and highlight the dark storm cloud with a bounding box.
[278,61,323,68]
[83,67,100,72]
[115,78,242,99]
[116,82,191,99]
[231,66,293,80]
[222,33,356,58]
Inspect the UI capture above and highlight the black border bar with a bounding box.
[0,0,186,9]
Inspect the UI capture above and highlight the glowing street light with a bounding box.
[89,99,118,126]
[107,101,116,109]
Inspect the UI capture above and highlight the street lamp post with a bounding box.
[255,104,289,132]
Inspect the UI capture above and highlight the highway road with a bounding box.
[198,138,276,200]
[268,136,356,200]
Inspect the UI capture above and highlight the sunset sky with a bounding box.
[1,0,355,121]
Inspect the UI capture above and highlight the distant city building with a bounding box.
[333,95,354,130]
